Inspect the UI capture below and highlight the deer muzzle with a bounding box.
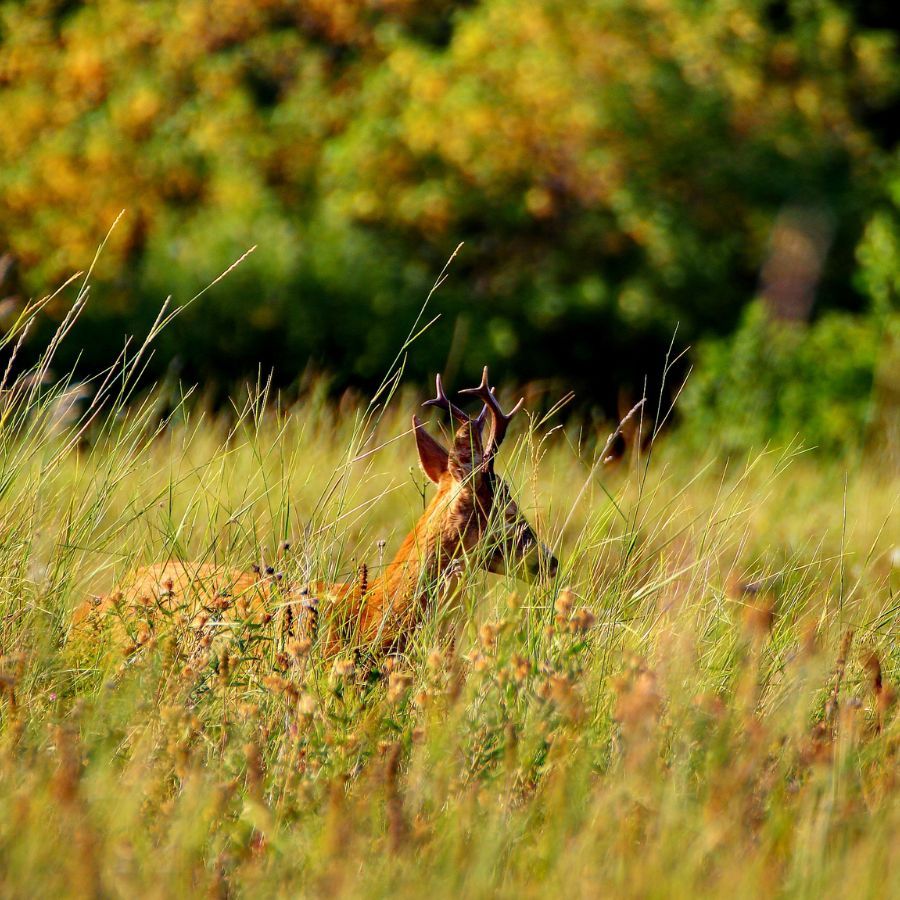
[525,542,558,579]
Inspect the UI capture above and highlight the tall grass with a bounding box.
[0,274,897,898]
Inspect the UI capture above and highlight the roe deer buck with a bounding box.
[72,368,558,657]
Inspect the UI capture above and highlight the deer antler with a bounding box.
[459,366,524,464]
[423,373,490,429]
[423,373,469,425]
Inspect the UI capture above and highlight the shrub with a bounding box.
[681,301,898,456]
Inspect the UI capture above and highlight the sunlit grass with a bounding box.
[0,281,897,898]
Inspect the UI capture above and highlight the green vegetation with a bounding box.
[682,300,899,456]
[1,2,898,890]
[1,0,898,399]
[0,282,897,897]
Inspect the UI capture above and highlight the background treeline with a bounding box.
[0,0,898,446]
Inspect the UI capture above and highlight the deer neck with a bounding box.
[365,483,476,638]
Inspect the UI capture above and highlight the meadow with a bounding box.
[0,283,897,898]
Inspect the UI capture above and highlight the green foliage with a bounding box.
[681,301,898,455]
[1,0,898,396]
[686,144,900,457]
[857,149,900,317]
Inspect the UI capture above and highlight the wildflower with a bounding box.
[569,607,596,633]
[554,587,575,618]
[510,654,530,683]
[287,637,312,662]
[387,671,413,703]
[263,674,287,694]
[479,622,499,650]
[298,693,317,716]
[539,673,584,720]
[549,673,572,701]
[332,658,355,680]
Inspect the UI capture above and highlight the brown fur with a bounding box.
[72,380,557,657]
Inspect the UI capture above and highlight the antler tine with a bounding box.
[459,366,524,459]
[422,373,470,426]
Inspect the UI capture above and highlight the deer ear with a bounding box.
[413,415,449,483]
[448,421,484,484]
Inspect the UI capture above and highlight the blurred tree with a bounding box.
[0,0,897,408]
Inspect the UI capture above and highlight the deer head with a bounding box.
[411,367,558,581]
